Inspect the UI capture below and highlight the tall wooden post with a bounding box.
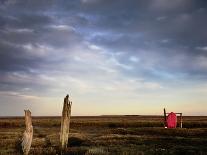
[60,94,72,151]
[163,108,167,127]
[180,113,183,128]
[22,110,33,155]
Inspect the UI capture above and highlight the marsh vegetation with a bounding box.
[0,115,207,155]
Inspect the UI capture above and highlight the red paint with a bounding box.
[167,112,177,128]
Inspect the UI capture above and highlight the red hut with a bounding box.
[163,108,183,128]
[167,112,177,128]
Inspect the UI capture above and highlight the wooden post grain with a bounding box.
[60,94,72,151]
[22,110,33,155]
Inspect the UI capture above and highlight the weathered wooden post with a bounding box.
[163,108,167,127]
[180,113,183,128]
[22,110,33,155]
[60,94,72,151]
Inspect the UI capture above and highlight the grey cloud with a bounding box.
[1,0,207,96]
[1,0,207,116]
[75,1,207,79]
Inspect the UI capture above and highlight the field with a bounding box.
[0,115,207,155]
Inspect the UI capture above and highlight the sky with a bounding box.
[0,0,207,116]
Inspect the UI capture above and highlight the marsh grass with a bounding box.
[0,116,207,155]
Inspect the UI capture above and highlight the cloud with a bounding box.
[4,28,34,33]
[48,25,75,32]
[0,0,207,115]
[0,91,40,100]
[196,46,207,51]
[129,56,139,63]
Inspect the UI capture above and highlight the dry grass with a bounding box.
[0,116,207,155]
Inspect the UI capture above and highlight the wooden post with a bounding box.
[60,94,72,151]
[180,113,183,128]
[22,110,33,155]
[163,108,167,127]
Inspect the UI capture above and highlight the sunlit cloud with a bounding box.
[0,91,40,100]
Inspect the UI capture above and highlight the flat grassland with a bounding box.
[0,115,207,155]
